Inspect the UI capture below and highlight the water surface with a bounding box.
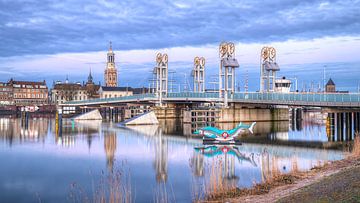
[0,116,348,202]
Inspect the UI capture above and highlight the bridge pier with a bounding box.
[355,112,360,134]
[345,112,352,141]
[328,113,336,142]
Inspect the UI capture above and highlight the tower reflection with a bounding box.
[104,130,117,172]
[154,130,168,182]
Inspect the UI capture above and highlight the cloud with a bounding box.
[0,0,359,57]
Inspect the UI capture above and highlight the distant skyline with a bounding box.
[0,0,359,91]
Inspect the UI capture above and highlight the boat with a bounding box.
[193,122,256,145]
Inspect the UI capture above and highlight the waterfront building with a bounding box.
[51,72,100,105]
[325,78,336,92]
[8,79,48,106]
[51,82,87,105]
[104,42,118,87]
[98,86,133,99]
[0,82,13,105]
[84,70,100,99]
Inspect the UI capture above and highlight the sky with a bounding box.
[0,0,360,91]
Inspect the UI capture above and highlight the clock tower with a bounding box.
[104,42,118,87]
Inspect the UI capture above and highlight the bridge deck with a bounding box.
[62,92,360,108]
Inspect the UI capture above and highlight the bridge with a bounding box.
[62,92,360,108]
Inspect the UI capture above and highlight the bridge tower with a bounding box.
[260,47,280,92]
[153,53,168,106]
[219,42,239,107]
[192,56,206,92]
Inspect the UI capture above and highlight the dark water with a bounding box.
[0,114,350,202]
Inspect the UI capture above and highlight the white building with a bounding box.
[275,77,292,93]
[98,86,133,99]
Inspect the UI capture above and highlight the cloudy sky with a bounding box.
[0,0,359,91]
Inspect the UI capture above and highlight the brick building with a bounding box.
[8,79,48,106]
[0,82,13,105]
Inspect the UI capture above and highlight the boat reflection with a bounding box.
[194,145,257,167]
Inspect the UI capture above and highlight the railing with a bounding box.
[63,92,360,107]
[232,92,360,103]
[167,92,219,98]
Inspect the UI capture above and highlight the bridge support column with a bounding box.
[331,113,336,141]
[345,112,352,141]
[336,113,342,141]
[355,112,360,134]
[291,108,296,131]
[224,67,228,107]
[110,107,113,122]
[354,112,358,132]
[341,113,345,141]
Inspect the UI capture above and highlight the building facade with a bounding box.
[104,42,118,87]
[98,86,133,99]
[51,82,88,105]
[51,72,100,105]
[0,82,13,105]
[9,79,48,106]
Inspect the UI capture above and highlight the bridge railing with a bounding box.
[232,92,360,103]
[165,92,360,103]
[166,92,219,98]
[63,91,360,106]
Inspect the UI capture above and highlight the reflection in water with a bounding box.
[0,116,351,202]
[54,120,101,148]
[104,131,117,171]
[154,130,168,182]
[194,146,256,167]
[0,117,49,145]
[191,151,204,177]
[192,145,257,196]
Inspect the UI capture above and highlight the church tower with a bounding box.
[104,42,118,87]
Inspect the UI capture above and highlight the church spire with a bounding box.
[88,68,93,83]
[109,41,113,51]
[107,41,115,64]
[104,41,118,87]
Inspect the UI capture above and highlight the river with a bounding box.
[0,112,352,202]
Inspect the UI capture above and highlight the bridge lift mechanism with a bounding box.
[192,56,206,93]
[260,46,280,92]
[154,53,168,106]
[219,42,240,107]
